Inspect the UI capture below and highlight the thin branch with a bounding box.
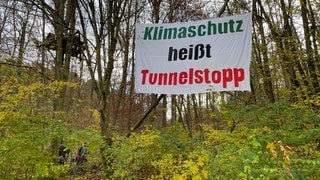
[217,0,230,17]
[126,94,165,137]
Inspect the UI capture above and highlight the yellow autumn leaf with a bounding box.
[201,169,209,179]
[262,126,273,134]
[197,155,205,167]
[267,142,277,158]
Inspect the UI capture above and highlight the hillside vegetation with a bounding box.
[0,0,320,179]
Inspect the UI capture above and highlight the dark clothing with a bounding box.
[59,146,67,158]
[58,145,69,165]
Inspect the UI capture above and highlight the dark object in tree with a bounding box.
[37,31,85,57]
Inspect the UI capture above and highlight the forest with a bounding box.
[0,0,320,179]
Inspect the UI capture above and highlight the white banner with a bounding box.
[135,13,252,94]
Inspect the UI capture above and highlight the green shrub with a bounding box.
[106,101,320,179]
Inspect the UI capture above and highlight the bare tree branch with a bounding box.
[217,0,230,17]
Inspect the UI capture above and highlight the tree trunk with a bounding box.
[300,0,319,94]
[252,2,275,103]
[257,0,299,101]
[307,0,320,86]
[162,95,167,128]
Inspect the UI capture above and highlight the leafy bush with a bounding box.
[0,80,105,179]
[106,101,320,179]
[0,111,70,178]
[107,125,210,179]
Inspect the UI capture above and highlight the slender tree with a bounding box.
[300,0,319,94]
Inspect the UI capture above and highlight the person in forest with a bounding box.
[75,143,88,172]
[58,143,70,165]
[80,143,88,157]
